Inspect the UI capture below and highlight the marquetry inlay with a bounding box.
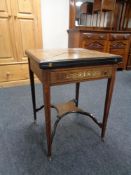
[50,66,112,84]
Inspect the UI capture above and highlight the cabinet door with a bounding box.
[12,0,42,62]
[0,0,17,63]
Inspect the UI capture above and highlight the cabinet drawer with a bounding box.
[0,64,29,83]
[109,34,130,40]
[83,33,108,40]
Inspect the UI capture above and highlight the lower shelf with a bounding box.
[34,99,102,145]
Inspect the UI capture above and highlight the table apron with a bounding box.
[49,66,114,85]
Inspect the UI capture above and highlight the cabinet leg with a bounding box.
[101,73,116,139]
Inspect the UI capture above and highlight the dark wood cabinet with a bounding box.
[68,0,131,70]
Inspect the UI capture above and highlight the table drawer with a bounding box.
[0,64,29,83]
[50,66,113,85]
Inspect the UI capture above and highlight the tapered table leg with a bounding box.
[101,72,116,139]
[28,59,37,122]
[43,83,52,158]
[75,82,80,107]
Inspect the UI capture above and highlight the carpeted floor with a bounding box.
[0,71,131,175]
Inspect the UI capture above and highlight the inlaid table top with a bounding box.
[25,48,122,69]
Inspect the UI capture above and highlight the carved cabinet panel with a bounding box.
[0,0,42,87]
[81,33,107,52]
[107,34,130,69]
[13,0,42,62]
[0,0,16,63]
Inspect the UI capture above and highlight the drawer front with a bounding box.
[50,66,113,85]
[109,34,130,40]
[81,39,107,52]
[83,33,107,40]
[0,64,29,83]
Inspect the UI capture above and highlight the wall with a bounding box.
[41,0,69,49]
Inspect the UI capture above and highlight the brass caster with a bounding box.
[48,156,52,161]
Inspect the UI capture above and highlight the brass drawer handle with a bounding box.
[99,35,105,39]
[83,34,92,38]
[87,35,91,38]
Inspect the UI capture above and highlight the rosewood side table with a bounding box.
[25,48,122,158]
